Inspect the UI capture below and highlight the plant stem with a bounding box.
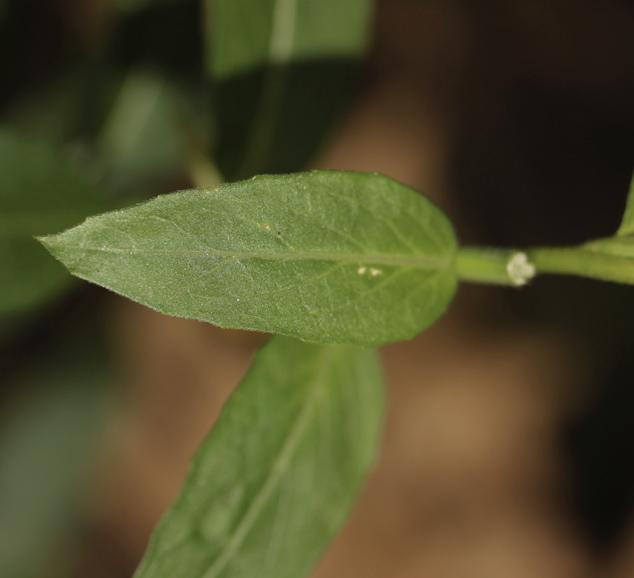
[458,241,634,287]
[526,245,634,285]
[455,247,535,286]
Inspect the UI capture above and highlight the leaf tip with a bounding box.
[36,233,60,254]
[36,232,71,268]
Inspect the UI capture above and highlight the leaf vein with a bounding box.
[201,348,332,578]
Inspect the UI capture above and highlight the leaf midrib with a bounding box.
[201,348,332,578]
[50,242,452,270]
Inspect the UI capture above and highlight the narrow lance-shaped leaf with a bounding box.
[0,129,110,317]
[40,171,458,346]
[207,0,374,179]
[132,336,384,578]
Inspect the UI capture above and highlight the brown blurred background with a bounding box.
[1,1,633,577]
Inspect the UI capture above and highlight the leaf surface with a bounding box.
[207,0,374,179]
[132,336,384,578]
[0,129,109,317]
[41,171,458,345]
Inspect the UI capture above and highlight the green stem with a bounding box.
[526,245,634,285]
[455,247,535,286]
[458,241,634,288]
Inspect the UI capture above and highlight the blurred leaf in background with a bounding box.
[97,69,197,193]
[8,71,107,146]
[207,0,374,179]
[0,129,111,318]
[0,326,113,578]
[6,64,123,154]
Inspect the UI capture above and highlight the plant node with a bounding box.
[506,252,536,286]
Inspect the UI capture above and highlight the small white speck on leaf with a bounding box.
[357,266,367,275]
[370,268,382,277]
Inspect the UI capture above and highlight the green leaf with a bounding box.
[0,129,110,317]
[616,170,634,236]
[132,335,384,578]
[207,0,374,179]
[40,171,458,346]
